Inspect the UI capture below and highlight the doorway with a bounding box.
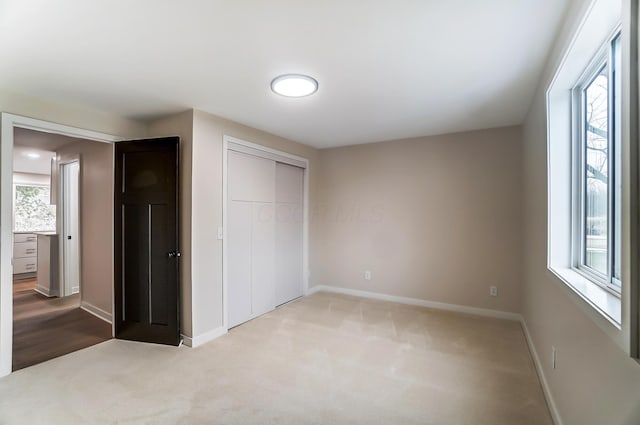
[0,114,121,377]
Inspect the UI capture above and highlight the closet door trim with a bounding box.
[227,138,307,170]
[222,135,309,331]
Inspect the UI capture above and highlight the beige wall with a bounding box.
[315,127,523,313]
[0,89,146,138]
[521,0,640,424]
[56,139,114,317]
[147,110,194,336]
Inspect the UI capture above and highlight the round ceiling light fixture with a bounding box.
[25,152,41,159]
[271,74,318,98]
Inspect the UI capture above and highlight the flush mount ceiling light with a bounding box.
[25,152,40,159]
[271,74,318,98]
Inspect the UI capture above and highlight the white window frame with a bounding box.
[546,0,623,334]
[571,29,622,296]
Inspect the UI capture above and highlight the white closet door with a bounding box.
[227,150,275,327]
[275,163,304,306]
[249,154,276,317]
[227,201,252,328]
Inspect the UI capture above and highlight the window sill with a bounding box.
[548,266,621,328]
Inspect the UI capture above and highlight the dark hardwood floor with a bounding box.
[13,278,112,371]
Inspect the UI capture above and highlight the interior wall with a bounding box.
[0,89,147,138]
[12,173,49,186]
[190,110,318,338]
[521,0,640,423]
[315,127,523,313]
[147,110,194,336]
[56,139,114,317]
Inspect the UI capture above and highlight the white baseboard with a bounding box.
[180,334,193,347]
[307,285,522,321]
[34,285,58,298]
[181,326,227,348]
[521,320,563,425]
[80,301,113,324]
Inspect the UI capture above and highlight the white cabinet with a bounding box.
[35,233,59,297]
[13,233,38,275]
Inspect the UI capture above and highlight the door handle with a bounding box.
[67,236,72,240]
[168,250,181,258]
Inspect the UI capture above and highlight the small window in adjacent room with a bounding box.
[572,32,622,295]
[13,184,56,232]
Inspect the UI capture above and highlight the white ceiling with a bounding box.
[13,128,80,174]
[0,0,569,148]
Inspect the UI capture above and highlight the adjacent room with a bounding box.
[11,128,112,370]
[0,0,639,425]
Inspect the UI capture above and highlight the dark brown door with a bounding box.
[114,137,180,345]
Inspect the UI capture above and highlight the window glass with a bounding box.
[583,66,609,276]
[14,185,56,232]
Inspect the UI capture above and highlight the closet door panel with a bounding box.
[275,163,304,306]
[251,202,275,317]
[227,200,253,328]
[251,156,276,203]
[228,151,255,202]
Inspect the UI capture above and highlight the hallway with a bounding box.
[13,278,111,371]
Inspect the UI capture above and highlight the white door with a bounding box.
[227,151,275,327]
[62,161,80,296]
[275,163,304,306]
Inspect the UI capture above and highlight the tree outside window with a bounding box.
[14,185,56,232]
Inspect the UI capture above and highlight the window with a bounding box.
[13,184,56,232]
[572,32,622,294]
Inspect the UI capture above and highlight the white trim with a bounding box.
[80,301,113,324]
[307,285,522,321]
[221,135,310,332]
[224,135,308,168]
[0,113,121,378]
[521,320,564,425]
[34,284,58,298]
[227,140,307,169]
[180,326,227,348]
[180,334,193,347]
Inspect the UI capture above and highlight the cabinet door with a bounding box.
[13,241,37,259]
[14,233,37,243]
[14,257,37,274]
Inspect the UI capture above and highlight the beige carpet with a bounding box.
[0,291,552,424]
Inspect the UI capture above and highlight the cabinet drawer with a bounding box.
[14,233,37,243]
[13,241,37,258]
[14,257,37,274]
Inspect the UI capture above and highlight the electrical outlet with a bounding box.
[364,270,372,280]
[489,286,498,296]
[552,346,557,369]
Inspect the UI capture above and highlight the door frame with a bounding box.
[222,135,310,331]
[59,159,81,297]
[0,113,121,377]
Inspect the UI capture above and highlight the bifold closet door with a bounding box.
[227,151,275,328]
[275,163,304,306]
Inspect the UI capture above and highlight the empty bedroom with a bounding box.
[0,0,639,424]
